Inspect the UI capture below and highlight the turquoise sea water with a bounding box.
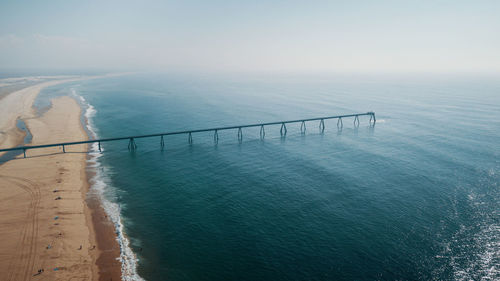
[36,73,499,280]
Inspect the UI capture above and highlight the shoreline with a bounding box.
[80,97,124,280]
[0,75,104,156]
[0,77,123,280]
[85,167,122,280]
[80,95,144,280]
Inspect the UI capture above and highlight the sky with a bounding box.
[0,0,499,74]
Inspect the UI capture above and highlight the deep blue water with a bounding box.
[37,73,499,280]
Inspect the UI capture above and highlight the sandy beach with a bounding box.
[0,79,121,280]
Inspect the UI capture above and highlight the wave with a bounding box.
[77,93,145,281]
[433,167,500,280]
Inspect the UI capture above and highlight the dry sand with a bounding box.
[0,77,87,155]
[0,80,122,280]
[0,73,128,155]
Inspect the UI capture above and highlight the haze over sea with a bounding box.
[36,73,499,280]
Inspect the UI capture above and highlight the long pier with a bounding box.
[0,112,375,158]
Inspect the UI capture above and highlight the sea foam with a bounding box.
[77,92,145,281]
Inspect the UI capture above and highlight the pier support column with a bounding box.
[280,123,287,136]
[214,130,219,144]
[337,117,343,129]
[98,141,102,152]
[319,119,325,133]
[260,125,265,140]
[128,138,137,150]
[369,113,376,125]
[237,128,243,143]
[188,132,193,145]
[300,121,306,134]
[160,135,165,149]
[354,115,360,127]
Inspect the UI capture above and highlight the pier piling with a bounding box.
[280,123,287,136]
[300,121,306,134]
[319,119,325,133]
[214,130,219,144]
[238,128,243,143]
[337,117,343,129]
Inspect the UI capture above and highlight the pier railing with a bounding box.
[0,112,375,158]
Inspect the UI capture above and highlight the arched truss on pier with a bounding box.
[280,123,287,136]
[354,115,360,127]
[369,113,376,124]
[319,119,325,133]
[300,121,306,134]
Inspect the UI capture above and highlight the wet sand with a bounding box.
[0,80,122,280]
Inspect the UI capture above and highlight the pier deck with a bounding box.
[0,112,375,157]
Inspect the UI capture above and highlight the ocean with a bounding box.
[35,73,499,280]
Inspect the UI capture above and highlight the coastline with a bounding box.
[0,77,85,155]
[0,78,122,280]
[85,167,122,280]
[0,75,116,157]
[80,95,144,280]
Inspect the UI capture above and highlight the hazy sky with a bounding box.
[0,0,499,74]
